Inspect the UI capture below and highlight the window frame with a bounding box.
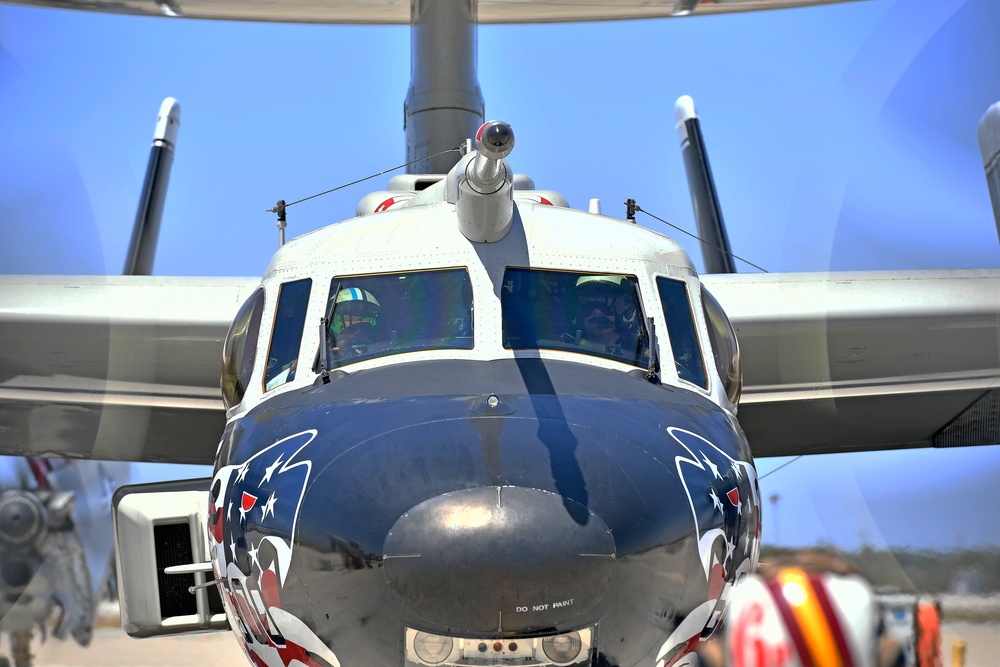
[654,277,709,391]
[324,267,475,370]
[500,267,650,369]
[701,286,742,405]
[221,287,266,409]
[263,278,313,393]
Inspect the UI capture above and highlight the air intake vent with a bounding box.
[154,523,196,618]
[935,389,1000,447]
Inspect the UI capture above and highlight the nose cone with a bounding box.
[384,486,615,634]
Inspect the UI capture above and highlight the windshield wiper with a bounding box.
[644,316,659,382]
[317,282,342,384]
[630,281,659,382]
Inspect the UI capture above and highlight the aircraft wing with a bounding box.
[705,269,1000,457]
[0,275,258,466]
[1,270,998,465]
[1,0,861,24]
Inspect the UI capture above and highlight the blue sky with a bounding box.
[1,0,999,553]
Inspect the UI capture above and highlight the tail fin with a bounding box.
[978,101,1000,246]
[675,96,735,274]
[123,98,180,275]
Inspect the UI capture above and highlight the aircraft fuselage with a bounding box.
[210,358,758,667]
[206,138,759,667]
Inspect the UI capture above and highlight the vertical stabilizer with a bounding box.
[978,101,1000,244]
[123,98,180,275]
[675,95,735,274]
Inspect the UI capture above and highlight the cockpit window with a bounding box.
[324,269,473,369]
[222,287,265,409]
[501,268,649,367]
[702,287,742,404]
[655,277,708,389]
[264,278,311,392]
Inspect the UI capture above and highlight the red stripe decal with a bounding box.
[808,572,855,667]
[764,577,816,667]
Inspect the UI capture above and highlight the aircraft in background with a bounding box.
[0,2,998,667]
[0,457,128,667]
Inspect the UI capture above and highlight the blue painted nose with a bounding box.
[383,485,615,634]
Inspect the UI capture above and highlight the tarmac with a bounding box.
[20,609,1000,667]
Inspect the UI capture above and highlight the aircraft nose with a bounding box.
[383,486,615,634]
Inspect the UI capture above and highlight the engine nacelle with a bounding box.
[112,478,228,637]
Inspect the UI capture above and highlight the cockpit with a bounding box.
[216,153,745,416]
[324,269,474,369]
[221,261,742,414]
[501,269,649,367]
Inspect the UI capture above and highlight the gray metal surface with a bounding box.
[0,275,259,464]
[405,0,483,174]
[705,269,1000,456]
[0,0,862,24]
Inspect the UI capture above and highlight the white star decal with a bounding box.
[701,452,721,479]
[725,538,736,563]
[262,492,277,520]
[248,541,260,570]
[238,499,250,522]
[709,488,723,513]
[260,454,284,487]
[236,461,250,483]
[229,536,238,562]
[732,460,744,479]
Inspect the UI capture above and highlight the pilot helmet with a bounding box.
[331,287,381,334]
[575,275,635,324]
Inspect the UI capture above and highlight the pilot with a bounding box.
[330,287,381,353]
[574,276,633,348]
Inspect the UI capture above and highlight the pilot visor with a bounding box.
[333,314,376,331]
[331,304,378,334]
[578,299,615,316]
